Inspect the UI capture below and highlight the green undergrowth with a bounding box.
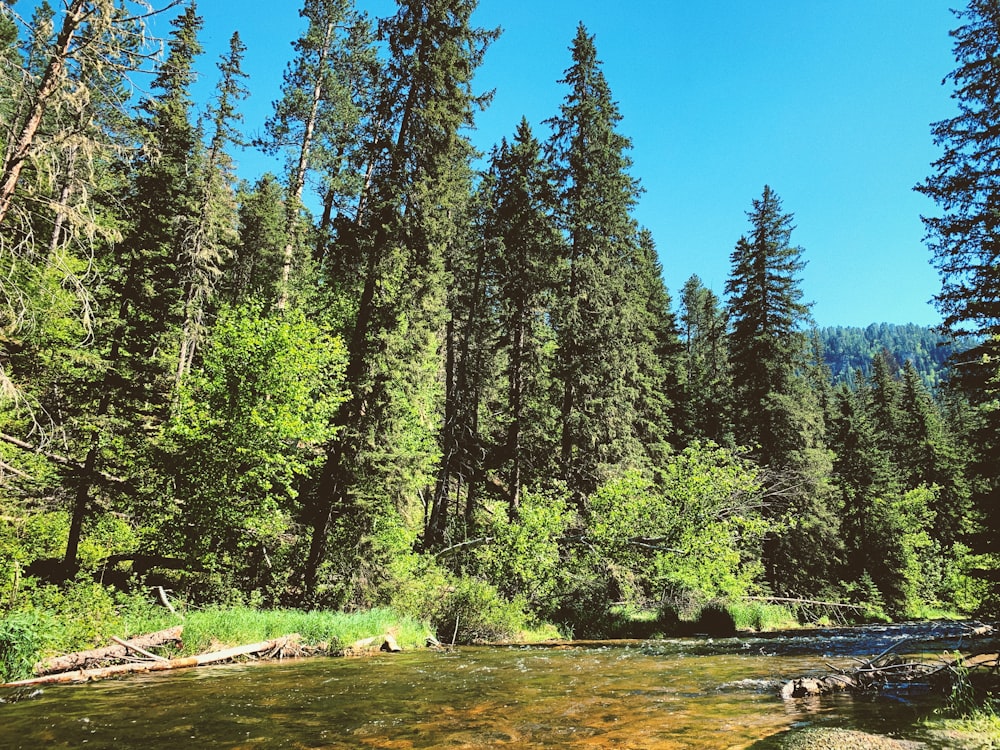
[0,585,432,683]
[582,600,801,640]
[177,606,431,655]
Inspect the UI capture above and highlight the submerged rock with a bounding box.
[758,727,926,749]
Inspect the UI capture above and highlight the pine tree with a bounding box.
[896,360,972,548]
[547,24,644,497]
[226,175,288,304]
[261,0,378,308]
[61,3,205,571]
[678,274,732,445]
[829,383,896,592]
[175,31,248,384]
[725,185,812,465]
[301,0,497,597]
[625,228,682,467]
[482,120,564,517]
[916,0,1000,591]
[725,186,840,596]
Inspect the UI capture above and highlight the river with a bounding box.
[0,621,992,749]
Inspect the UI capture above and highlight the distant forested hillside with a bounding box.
[819,323,969,389]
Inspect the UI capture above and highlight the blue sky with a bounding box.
[164,1,956,326]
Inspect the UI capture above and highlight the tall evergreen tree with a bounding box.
[61,3,205,570]
[725,186,839,596]
[725,185,812,465]
[226,175,288,305]
[482,120,563,518]
[625,228,682,467]
[829,383,896,596]
[896,360,972,548]
[261,0,378,308]
[678,274,732,445]
[301,0,497,597]
[175,30,248,384]
[916,0,1000,592]
[546,24,644,497]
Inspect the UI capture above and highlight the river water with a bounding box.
[0,621,991,749]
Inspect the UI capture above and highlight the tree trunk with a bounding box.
[5,635,298,687]
[0,0,87,228]
[33,627,183,676]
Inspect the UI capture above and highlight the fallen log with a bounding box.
[781,649,1000,701]
[5,634,298,688]
[33,626,183,676]
[340,634,404,657]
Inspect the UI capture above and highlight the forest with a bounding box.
[0,0,998,644]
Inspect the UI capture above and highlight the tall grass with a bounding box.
[178,607,431,654]
[725,600,798,632]
[0,613,48,682]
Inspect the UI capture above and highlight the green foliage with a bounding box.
[0,612,47,682]
[160,303,345,592]
[725,601,798,632]
[585,445,772,611]
[178,607,430,654]
[819,323,969,391]
[428,577,530,645]
[471,489,573,611]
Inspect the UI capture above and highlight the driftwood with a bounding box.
[782,639,1000,701]
[339,634,404,657]
[4,635,299,687]
[32,626,183,676]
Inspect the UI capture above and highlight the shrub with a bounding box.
[692,601,737,636]
[429,578,529,644]
[0,613,47,683]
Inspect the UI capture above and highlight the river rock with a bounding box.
[763,727,926,750]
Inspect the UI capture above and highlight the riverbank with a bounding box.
[0,605,433,683]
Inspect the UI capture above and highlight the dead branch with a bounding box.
[0,431,128,485]
[109,635,168,663]
[32,626,183,675]
[8,635,299,687]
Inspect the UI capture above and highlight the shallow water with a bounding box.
[0,621,990,749]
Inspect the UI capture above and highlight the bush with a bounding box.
[692,601,737,636]
[429,578,529,644]
[0,613,47,683]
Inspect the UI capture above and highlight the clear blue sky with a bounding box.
[167,1,957,326]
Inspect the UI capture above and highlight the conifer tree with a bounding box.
[0,1,160,401]
[678,275,732,445]
[626,228,682,466]
[61,3,205,570]
[917,0,1000,580]
[226,175,288,304]
[725,186,839,596]
[301,0,496,596]
[175,31,248,384]
[482,120,564,517]
[829,383,896,591]
[725,185,812,465]
[547,24,644,497]
[896,360,972,548]
[261,0,378,308]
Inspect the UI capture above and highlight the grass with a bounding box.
[177,606,431,655]
[726,600,799,632]
[923,706,1000,745]
[0,594,433,682]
